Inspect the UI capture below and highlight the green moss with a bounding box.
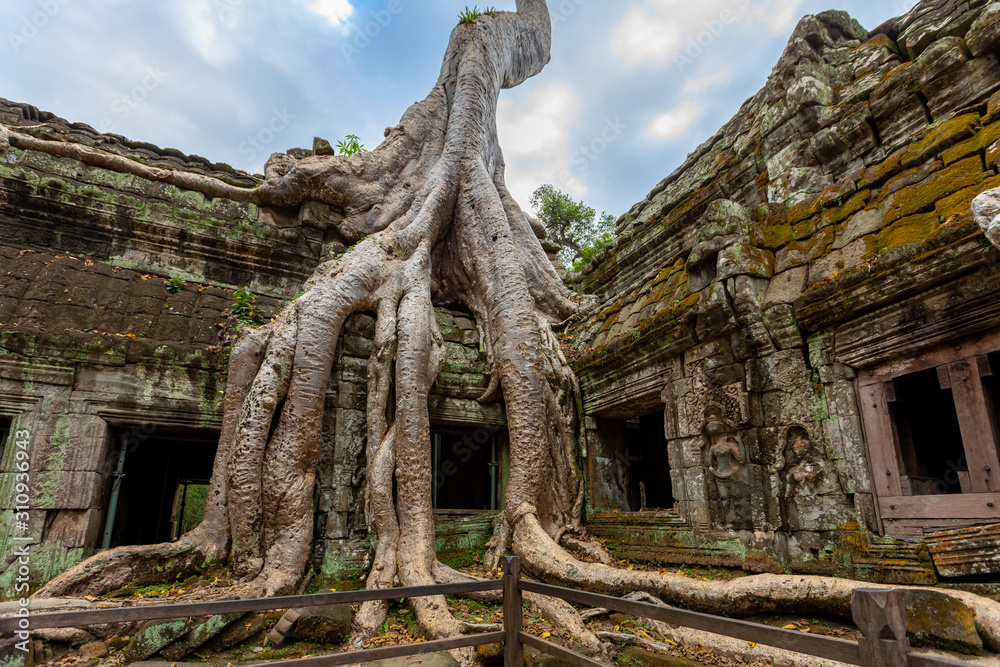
[883,156,984,226]
[899,113,980,168]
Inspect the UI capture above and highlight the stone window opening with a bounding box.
[102,427,219,549]
[860,347,1000,535]
[431,427,505,512]
[889,369,968,496]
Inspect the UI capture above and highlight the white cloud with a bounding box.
[497,82,586,207]
[682,69,732,95]
[611,0,805,66]
[307,0,353,26]
[170,0,240,67]
[646,103,702,142]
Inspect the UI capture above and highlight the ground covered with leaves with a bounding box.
[28,559,868,667]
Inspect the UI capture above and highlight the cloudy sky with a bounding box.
[2,0,911,219]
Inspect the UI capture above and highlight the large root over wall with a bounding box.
[27,1,1000,662]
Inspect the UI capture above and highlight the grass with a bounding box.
[458,6,497,23]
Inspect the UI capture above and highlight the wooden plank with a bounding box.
[519,582,862,665]
[520,632,608,667]
[878,495,1000,520]
[858,383,904,498]
[909,653,982,667]
[857,329,1000,388]
[926,522,1000,577]
[947,360,1000,492]
[852,589,909,667]
[269,632,505,666]
[504,557,524,667]
[0,580,504,633]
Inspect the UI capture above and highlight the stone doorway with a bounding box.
[431,427,504,512]
[103,428,219,548]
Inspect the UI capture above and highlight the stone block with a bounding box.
[35,414,109,472]
[43,509,103,547]
[762,304,804,350]
[337,356,368,384]
[0,472,105,510]
[746,349,811,393]
[900,589,983,655]
[683,467,709,502]
[762,389,818,430]
[717,243,774,282]
[333,408,366,466]
[123,619,198,663]
[343,335,372,358]
[695,281,737,341]
[669,469,687,502]
[923,56,1000,121]
[683,339,734,376]
[968,2,1000,57]
[292,605,353,644]
[335,381,366,410]
[669,436,708,469]
[762,266,808,308]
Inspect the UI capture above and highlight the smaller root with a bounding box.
[525,592,606,658]
[596,631,678,656]
[459,621,503,633]
[560,534,612,564]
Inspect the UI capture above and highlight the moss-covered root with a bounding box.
[513,513,1000,652]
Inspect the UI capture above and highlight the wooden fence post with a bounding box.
[851,588,910,667]
[503,556,524,667]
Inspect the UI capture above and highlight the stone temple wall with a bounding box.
[570,0,1000,582]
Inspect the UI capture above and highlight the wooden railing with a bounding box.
[0,557,974,666]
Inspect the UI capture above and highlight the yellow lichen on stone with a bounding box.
[879,212,940,251]
[821,189,870,227]
[899,113,980,167]
[883,156,984,226]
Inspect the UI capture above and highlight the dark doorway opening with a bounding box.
[623,412,673,510]
[890,370,966,495]
[432,427,503,511]
[105,428,219,548]
[0,417,12,468]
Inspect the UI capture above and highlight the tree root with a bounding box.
[514,513,1000,653]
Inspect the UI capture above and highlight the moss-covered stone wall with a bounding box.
[570,0,1000,582]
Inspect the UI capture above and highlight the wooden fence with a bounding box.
[0,557,975,666]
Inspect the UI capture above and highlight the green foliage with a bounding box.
[177,483,209,535]
[531,184,616,269]
[230,286,264,327]
[165,276,185,293]
[571,231,614,272]
[336,134,367,157]
[458,6,497,23]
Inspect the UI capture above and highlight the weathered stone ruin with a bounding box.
[1,0,999,619]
